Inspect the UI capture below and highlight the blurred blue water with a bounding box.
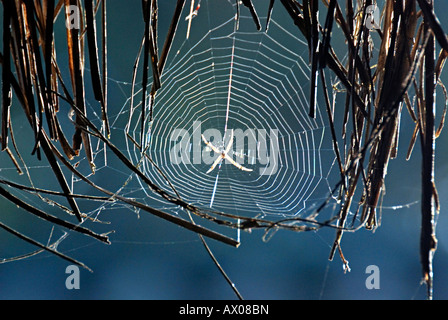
[1,1,448,300]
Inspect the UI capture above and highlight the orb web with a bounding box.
[124,0,337,220]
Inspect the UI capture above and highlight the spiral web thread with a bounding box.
[123,1,338,224]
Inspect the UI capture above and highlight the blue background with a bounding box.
[1,1,448,299]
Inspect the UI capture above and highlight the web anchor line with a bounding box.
[207,12,239,209]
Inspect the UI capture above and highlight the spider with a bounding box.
[201,130,253,174]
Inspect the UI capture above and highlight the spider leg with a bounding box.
[224,154,253,172]
[207,155,223,174]
[202,134,221,154]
